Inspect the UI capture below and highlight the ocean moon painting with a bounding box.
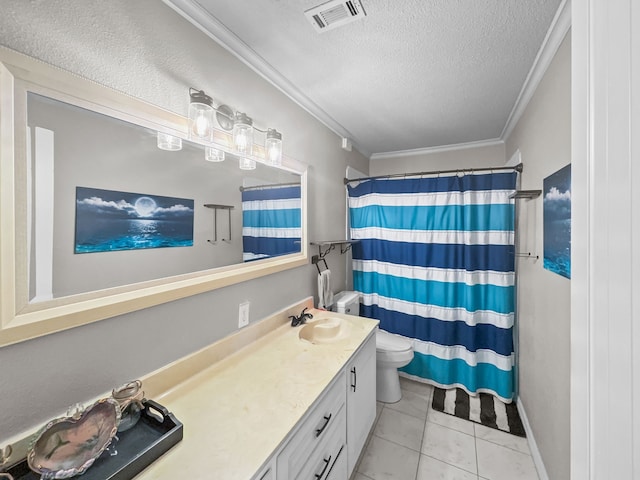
[543,164,571,279]
[75,187,194,254]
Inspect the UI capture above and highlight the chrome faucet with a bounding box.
[289,307,313,327]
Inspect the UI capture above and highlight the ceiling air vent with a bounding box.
[305,0,367,33]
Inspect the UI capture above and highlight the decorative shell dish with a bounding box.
[27,398,121,479]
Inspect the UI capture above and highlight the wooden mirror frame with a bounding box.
[0,48,308,347]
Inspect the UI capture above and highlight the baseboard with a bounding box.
[516,397,549,480]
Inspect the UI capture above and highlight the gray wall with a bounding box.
[0,0,367,440]
[505,33,571,480]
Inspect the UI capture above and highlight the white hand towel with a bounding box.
[318,269,334,309]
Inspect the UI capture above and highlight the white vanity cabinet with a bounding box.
[276,372,346,479]
[264,330,376,480]
[346,331,377,476]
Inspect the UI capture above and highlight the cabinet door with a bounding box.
[346,332,377,476]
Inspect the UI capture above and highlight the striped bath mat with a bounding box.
[432,388,526,437]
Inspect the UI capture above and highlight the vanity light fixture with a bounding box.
[232,112,254,156]
[187,88,284,169]
[265,128,283,166]
[205,146,225,162]
[188,88,215,141]
[156,132,183,151]
[215,104,235,131]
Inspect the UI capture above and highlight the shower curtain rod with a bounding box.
[343,163,523,185]
[239,181,300,192]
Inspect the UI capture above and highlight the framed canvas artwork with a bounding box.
[543,164,571,279]
[75,187,194,253]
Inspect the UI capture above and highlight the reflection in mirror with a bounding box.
[241,182,301,262]
[27,93,302,302]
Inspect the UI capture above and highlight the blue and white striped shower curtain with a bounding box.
[348,172,517,402]
[241,184,301,262]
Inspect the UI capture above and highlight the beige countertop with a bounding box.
[134,304,379,480]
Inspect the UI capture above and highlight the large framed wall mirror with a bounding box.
[0,48,308,347]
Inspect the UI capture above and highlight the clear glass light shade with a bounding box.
[238,157,256,170]
[156,132,182,151]
[188,89,215,142]
[205,146,225,162]
[233,113,253,156]
[188,102,214,141]
[265,129,282,166]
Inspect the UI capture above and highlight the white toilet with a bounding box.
[332,291,414,403]
[375,329,414,403]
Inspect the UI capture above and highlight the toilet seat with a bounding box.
[376,330,412,353]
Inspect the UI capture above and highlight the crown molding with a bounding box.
[370,138,504,161]
[163,0,569,161]
[162,0,370,157]
[500,0,571,141]
[368,0,570,161]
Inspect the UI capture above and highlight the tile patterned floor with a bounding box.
[351,377,540,480]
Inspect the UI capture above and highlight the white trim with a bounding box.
[570,0,590,476]
[369,138,504,161]
[572,0,640,477]
[162,0,370,158]
[517,398,550,480]
[501,0,571,141]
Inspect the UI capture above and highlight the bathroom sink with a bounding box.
[298,317,350,344]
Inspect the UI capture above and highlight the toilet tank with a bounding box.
[332,291,360,316]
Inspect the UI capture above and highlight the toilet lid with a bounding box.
[376,330,412,352]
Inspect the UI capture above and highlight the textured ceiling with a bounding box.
[168,0,563,157]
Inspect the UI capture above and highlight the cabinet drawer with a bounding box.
[277,371,346,479]
[297,406,346,480]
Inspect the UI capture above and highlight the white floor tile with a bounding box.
[476,438,538,480]
[427,408,475,436]
[474,423,530,454]
[358,435,421,480]
[416,454,479,480]
[421,422,477,474]
[357,385,540,480]
[374,407,425,451]
[400,377,434,400]
[386,389,431,419]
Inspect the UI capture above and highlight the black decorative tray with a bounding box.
[6,399,183,480]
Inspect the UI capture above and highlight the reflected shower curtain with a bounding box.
[241,184,301,262]
[348,172,517,402]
